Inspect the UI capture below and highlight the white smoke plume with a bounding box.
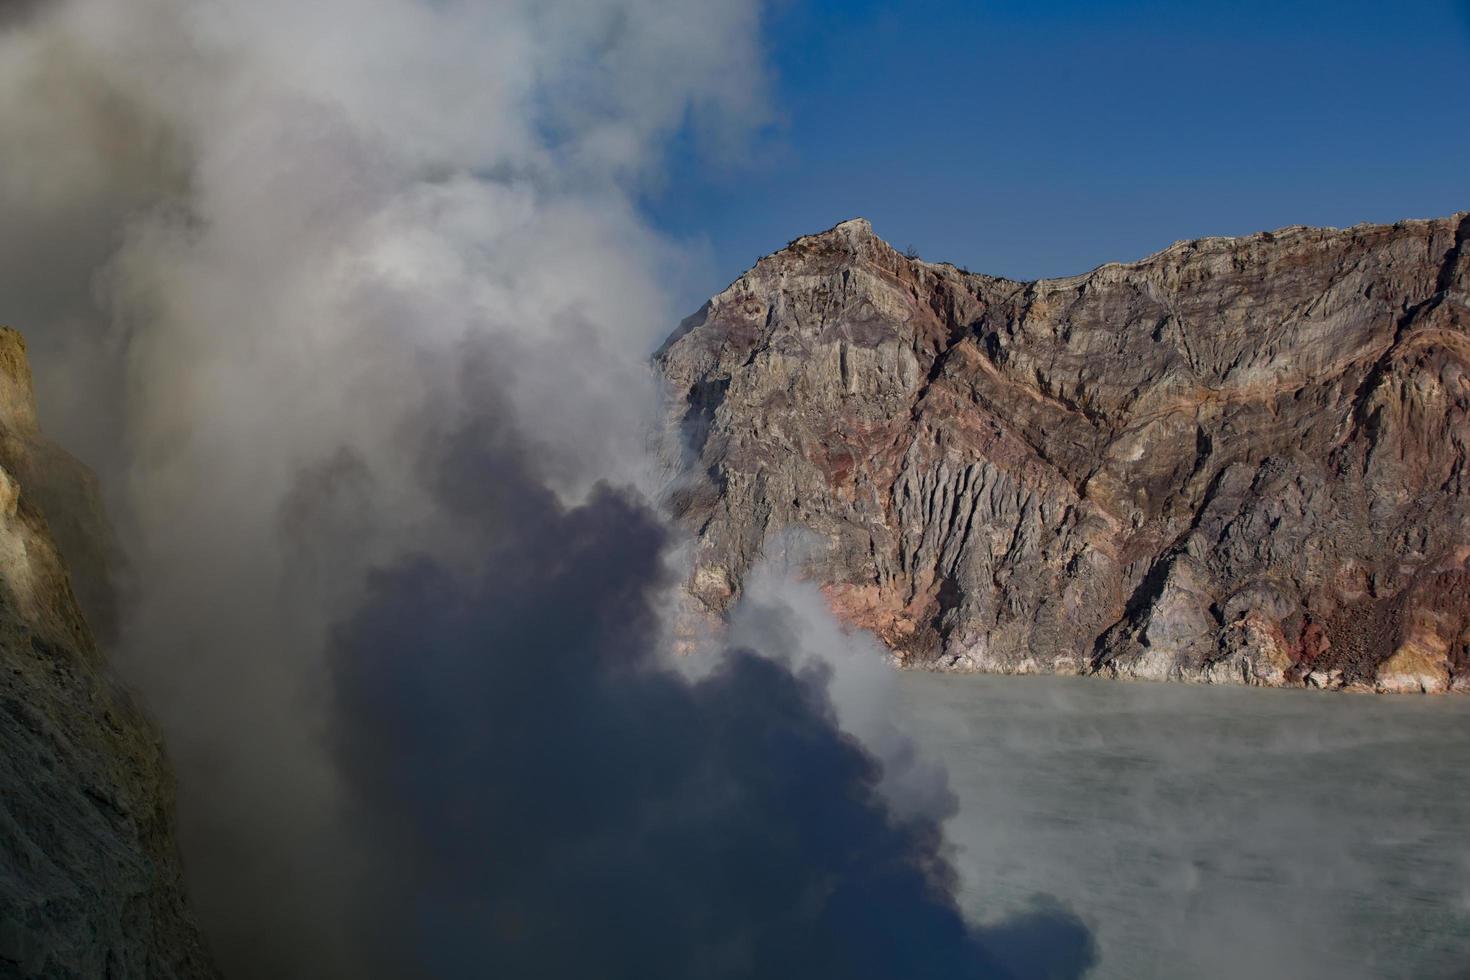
[0,3,1096,977]
[4,1,766,971]
[729,557,958,821]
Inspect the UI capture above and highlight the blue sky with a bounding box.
[649,0,1470,303]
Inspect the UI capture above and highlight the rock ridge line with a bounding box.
[656,211,1470,693]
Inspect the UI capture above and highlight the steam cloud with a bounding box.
[1,1,1095,977]
[323,365,1095,977]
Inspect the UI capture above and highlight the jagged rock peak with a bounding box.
[656,210,1470,694]
[801,216,877,248]
[745,217,895,276]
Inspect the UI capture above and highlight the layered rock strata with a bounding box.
[656,213,1470,693]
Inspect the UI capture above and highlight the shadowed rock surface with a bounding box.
[655,213,1470,693]
[0,328,217,978]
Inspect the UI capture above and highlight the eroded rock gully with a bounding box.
[656,213,1470,693]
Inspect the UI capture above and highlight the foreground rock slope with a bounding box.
[655,213,1470,693]
[0,329,217,977]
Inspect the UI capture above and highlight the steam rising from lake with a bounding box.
[898,673,1470,980]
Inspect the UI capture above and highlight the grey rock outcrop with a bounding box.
[0,328,217,977]
[655,213,1470,693]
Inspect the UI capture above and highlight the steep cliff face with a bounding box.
[655,214,1470,693]
[0,329,217,977]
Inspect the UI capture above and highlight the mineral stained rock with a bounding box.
[655,213,1470,693]
[0,329,217,977]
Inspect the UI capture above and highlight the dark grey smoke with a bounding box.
[0,0,46,26]
[316,361,1096,979]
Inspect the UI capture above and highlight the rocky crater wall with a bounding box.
[656,214,1470,693]
[0,328,217,977]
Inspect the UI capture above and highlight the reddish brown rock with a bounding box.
[655,213,1470,692]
